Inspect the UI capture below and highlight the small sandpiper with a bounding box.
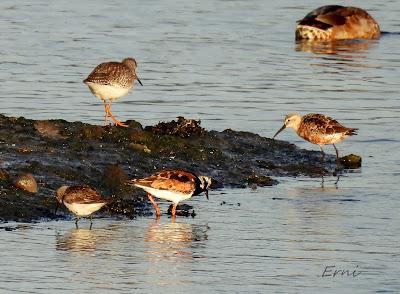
[83,58,143,128]
[296,5,380,41]
[55,185,107,228]
[273,113,358,162]
[126,169,212,218]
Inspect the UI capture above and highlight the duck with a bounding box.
[296,5,380,41]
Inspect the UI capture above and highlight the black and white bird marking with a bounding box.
[126,170,212,218]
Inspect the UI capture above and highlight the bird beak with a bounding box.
[54,202,59,215]
[137,77,143,86]
[205,190,209,200]
[273,124,286,139]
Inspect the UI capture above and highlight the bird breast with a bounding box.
[64,202,106,217]
[85,82,132,100]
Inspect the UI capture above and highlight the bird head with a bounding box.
[273,113,302,138]
[122,58,143,86]
[198,176,213,200]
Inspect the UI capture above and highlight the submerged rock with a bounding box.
[340,154,362,169]
[247,174,278,187]
[0,113,360,222]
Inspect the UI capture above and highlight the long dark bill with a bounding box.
[205,190,209,200]
[137,77,143,86]
[273,125,286,139]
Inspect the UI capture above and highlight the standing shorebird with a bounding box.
[126,170,212,218]
[55,185,107,229]
[296,5,380,41]
[273,113,358,162]
[83,58,143,128]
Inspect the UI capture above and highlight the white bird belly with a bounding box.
[85,82,132,100]
[135,185,192,204]
[65,202,106,217]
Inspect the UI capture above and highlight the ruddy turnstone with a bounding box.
[273,113,358,162]
[83,57,143,128]
[126,169,212,218]
[55,185,107,228]
[296,5,380,41]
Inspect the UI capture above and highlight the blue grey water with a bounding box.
[1,0,399,293]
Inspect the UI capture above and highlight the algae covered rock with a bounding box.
[340,154,362,169]
[145,116,204,138]
[247,174,278,187]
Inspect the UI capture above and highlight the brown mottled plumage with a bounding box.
[296,5,380,41]
[55,185,107,228]
[83,58,142,128]
[126,170,212,218]
[273,113,358,161]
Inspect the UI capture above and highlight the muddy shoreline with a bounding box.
[0,114,357,222]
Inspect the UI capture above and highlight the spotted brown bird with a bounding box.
[273,113,358,161]
[126,170,212,218]
[83,58,143,128]
[55,185,107,228]
[296,5,380,41]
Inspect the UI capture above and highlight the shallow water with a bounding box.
[1,0,400,293]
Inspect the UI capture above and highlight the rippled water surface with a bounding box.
[1,0,400,293]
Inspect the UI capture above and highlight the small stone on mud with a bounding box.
[247,174,277,187]
[124,120,143,130]
[0,169,10,181]
[340,154,362,169]
[34,120,66,139]
[14,173,38,193]
[167,203,194,217]
[102,164,128,192]
[81,125,104,139]
[128,143,151,153]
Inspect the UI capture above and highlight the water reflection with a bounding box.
[144,219,208,262]
[142,219,208,286]
[56,226,111,253]
[295,39,378,55]
[321,174,340,189]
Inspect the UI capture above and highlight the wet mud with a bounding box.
[0,114,359,222]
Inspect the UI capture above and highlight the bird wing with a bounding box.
[64,186,105,204]
[315,7,371,27]
[131,170,197,194]
[315,13,346,26]
[84,62,134,88]
[298,5,344,28]
[302,113,351,135]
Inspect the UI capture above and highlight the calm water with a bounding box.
[1,0,400,293]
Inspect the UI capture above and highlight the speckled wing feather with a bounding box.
[301,113,357,135]
[84,62,135,88]
[63,186,106,204]
[130,170,197,194]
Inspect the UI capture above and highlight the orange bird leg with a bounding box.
[105,100,128,128]
[147,193,161,217]
[171,203,178,218]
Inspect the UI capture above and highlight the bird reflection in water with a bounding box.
[321,174,341,189]
[295,39,378,55]
[145,219,208,264]
[56,226,113,253]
